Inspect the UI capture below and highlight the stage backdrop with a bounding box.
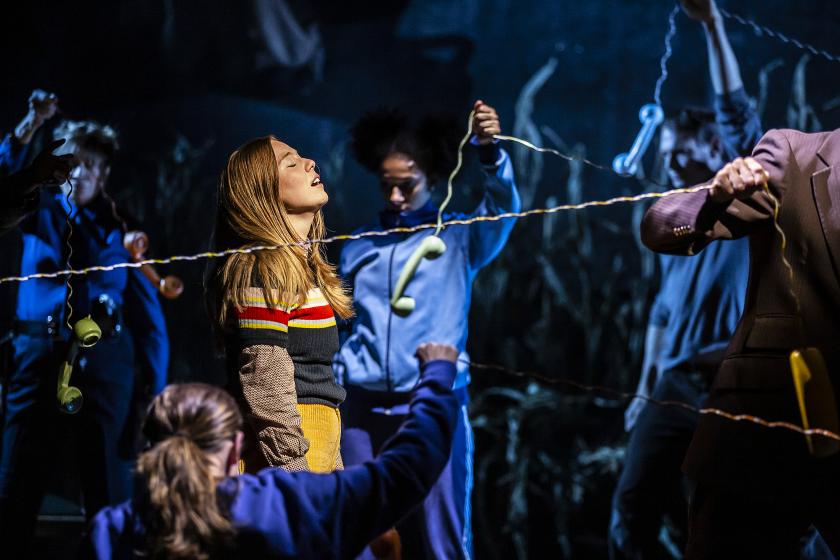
[2,0,839,556]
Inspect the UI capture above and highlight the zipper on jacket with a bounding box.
[384,242,398,392]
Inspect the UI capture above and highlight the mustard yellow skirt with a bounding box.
[297,403,344,473]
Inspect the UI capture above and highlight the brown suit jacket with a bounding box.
[641,128,840,492]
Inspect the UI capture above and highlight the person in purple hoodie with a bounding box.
[79,342,459,560]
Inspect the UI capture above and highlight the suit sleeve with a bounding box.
[640,129,792,256]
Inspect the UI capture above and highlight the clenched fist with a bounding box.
[680,0,719,23]
[415,343,459,366]
[29,90,60,124]
[24,139,73,191]
[709,157,770,203]
[471,100,501,146]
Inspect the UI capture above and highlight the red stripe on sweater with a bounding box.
[237,306,290,324]
[291,304,335,321]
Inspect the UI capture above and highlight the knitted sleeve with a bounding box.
[235,287,309,472]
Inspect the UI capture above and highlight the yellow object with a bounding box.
[57,361,84,414]
[390,235,447,316]
[57,316,102,414]
[74,316,102,347]
[789,348,840,457]
[791,350,815,454]
[297,403,343,473]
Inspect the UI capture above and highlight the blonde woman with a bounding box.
[206,135,352,473]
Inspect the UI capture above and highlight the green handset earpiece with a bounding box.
[57,316,101,414]
[390,235,447,316]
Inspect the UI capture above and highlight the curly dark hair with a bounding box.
[350,108,464,185]
[664,106,720,144]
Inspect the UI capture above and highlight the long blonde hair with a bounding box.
[207,135,352,330]
[136,383,242,559]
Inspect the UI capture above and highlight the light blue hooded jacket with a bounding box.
[335,147,519,392]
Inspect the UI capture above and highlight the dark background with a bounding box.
[3,0,840,557]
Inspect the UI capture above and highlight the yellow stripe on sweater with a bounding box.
[288,318,337,329]
[237,319,289,332]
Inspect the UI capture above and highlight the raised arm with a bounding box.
[1,90,60,176]
[468,100,521,270]
[233,344,459,558]
[681,0,742,95]
[0,139,72,236]
[641,129,790,255]
[83,345,460,558]
[625,268,671,431]
[682,0,763,157]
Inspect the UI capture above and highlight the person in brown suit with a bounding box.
[641,127,840,559]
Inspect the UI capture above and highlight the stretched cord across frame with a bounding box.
[464,360,840,443]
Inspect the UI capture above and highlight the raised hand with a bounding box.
[709,157,769,203]
[29,89,60,125]
[25,139,73,189]
[416,342,459,366]
[15,90,60,145]
[471,100,501,146]
[680,0,719,23]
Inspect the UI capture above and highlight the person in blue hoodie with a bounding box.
[0,111,169,555]
[80,342,460,560]
[335,100,519,559]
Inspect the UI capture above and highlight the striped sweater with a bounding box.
[232,287,346,407]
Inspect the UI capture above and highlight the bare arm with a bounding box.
[14,90,59,145]
[640,325,665,391]
[703,8,743,95]
[625,324,666,431]
[681,0,743,95]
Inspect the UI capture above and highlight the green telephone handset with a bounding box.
[390,235,447,316]
[57,316,101,414]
